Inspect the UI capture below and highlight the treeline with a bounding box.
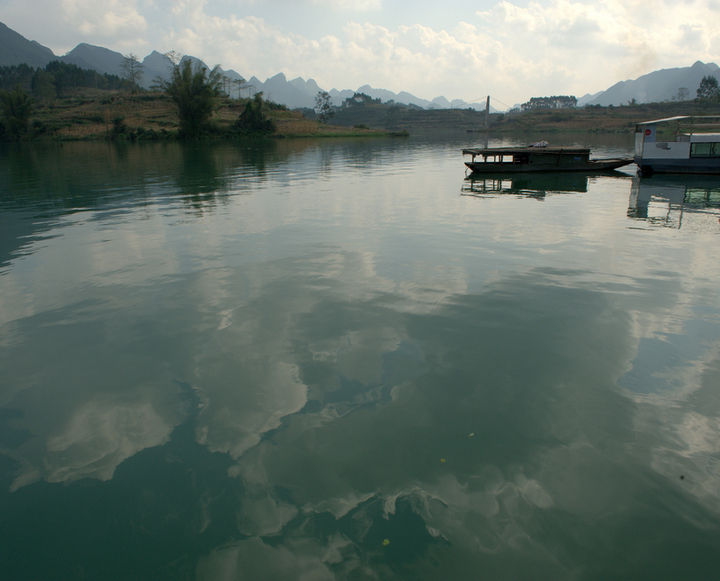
[0,58,281,142]
[301,91,484,132]
[0,62,133,100]
[521,95,578,111]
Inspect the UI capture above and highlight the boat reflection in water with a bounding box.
[628,174,720,230]
[461,172,596,199]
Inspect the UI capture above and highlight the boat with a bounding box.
[628,174,720,230]
[634,116,720,175]
[462,143,632,174]
[461,172,593,198]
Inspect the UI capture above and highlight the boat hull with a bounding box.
[634,157,720,175]
[634,116,720,175]
[465,158,632,174]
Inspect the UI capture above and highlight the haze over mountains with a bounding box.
[578,60,720,107]
[1,21,717,111]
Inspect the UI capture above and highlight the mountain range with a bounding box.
[0,21,489,111]
[578,60,720,106]
[1,21,718,110]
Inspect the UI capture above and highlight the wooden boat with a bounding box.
[634,116,720,175]
[463,144,632,173]
[461,172,593,197]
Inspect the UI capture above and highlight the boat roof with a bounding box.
[635,116,691,125]
[636,115,720,126]
[463,146,590,155]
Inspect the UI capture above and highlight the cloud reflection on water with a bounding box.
[202,265,644,578]
[2,237,720,576]
[2,139,720,578]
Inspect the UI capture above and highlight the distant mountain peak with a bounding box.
[4,21,715,111]
[0,20,55,67]
[582,60,719,106]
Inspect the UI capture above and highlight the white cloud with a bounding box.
[309,0,382,9]
[148,0,720,103]
[474,0,720,96]
[1,0,149,52]
[2,0,720,102]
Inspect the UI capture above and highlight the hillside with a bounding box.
[4,20,719,111]
[0,21,54,67]
[495,100,720,135]
[21,89,398,141]
[581,61,720,106]
[15,83,719,143]
[0,22,484,110]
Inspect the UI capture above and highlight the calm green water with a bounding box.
[1,135,720,580]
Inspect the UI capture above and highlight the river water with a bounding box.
[1,135,720,580]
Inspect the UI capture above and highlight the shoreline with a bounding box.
[8,88,720,142]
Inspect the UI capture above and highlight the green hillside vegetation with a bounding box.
[0,62,395,141]
[0,89,393,141]
[304,91,720,134]
[3,60,720,142]
[1,61,132,97]
[495,99,720,134]
[319,95,489,131]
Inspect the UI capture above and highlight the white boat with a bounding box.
[628,175,720,230]
[635,116,720,175]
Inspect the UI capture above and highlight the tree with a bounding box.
[149,52,183,92]
[120,54,144,89]
[46,61,85,96]
[0,84,33,140]
[159,59,222,138]
[315,91,334,123]
[233,77,250,99]
[342,92,380,108]
[0,64,34,92]
[32,70,56,102]
[521,95,577,111]
[231,93,275,135]
[675,87,689,101]
[165,51,182,66]
[697,75,720,100]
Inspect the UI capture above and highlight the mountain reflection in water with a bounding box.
[1,137,719,580]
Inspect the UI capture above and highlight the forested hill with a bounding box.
[0,61,132,96]
[0,21,54,68]
[580,61,720,106]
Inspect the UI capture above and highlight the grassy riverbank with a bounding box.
[17,87,720,141]
[331,98,720,134]
[26,89,400,141]
[491,100,720,134]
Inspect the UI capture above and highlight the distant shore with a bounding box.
[21,90,406,141]
[11,88,720,142]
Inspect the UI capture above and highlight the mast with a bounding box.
[485,96,490,129]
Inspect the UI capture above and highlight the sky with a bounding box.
[1,0,719,106]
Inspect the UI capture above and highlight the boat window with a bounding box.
[689,142,720,157]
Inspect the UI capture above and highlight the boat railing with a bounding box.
[665,116,720,136]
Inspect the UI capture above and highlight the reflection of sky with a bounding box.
[2,140,720,578]
[619,315,720,398]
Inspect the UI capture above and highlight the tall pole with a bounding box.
[485,95,490,129]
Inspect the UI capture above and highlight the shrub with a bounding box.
[0,84,33,140]
[159,59,222,138]
[231,94,276,136]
